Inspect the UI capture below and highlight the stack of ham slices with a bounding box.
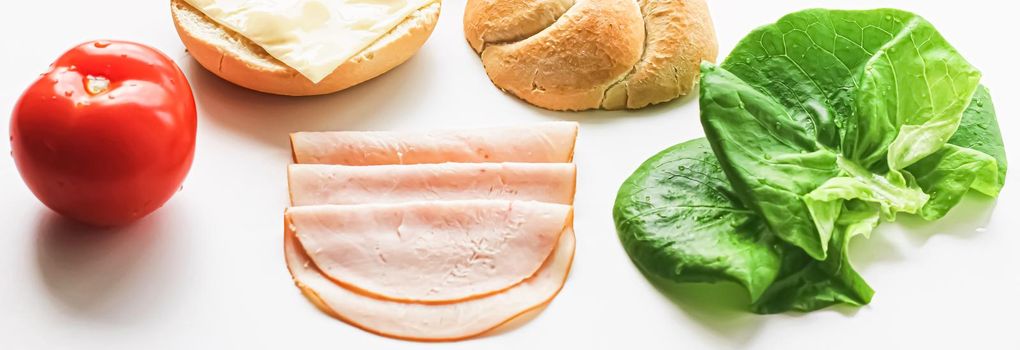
[284,122,579,341]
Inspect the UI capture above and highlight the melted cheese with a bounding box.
[184,0,434,83]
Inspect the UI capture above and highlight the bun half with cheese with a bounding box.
[171,0,441,96]
[464,0,717,111]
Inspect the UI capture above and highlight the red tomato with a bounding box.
[10,40,197,226]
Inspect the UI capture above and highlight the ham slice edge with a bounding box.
[284,220,576,341]
[288,162,577,206]
[290,121,578,165]
[287,200,572,303]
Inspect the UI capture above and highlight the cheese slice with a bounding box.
[183,0,435,83]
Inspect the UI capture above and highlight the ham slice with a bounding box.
[290,122,578,165]
[288,163,577,206]
[287,200,572,303]
[284,220,576,341]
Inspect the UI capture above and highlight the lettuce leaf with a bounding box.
[752,201,877,313]
[614,8,1007,314]
[699,63,839,260]
[946,85,1008,186]
[613,138,875,313]
[908,85,1007,219]
[614,139,781,300]
[702,8,985,260]
[849,11,982,171]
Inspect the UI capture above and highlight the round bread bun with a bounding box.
[171,0,441,96]
[464,0,717,111]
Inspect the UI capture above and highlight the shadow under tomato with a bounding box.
[181,46,440,150]
[33,206,180,322]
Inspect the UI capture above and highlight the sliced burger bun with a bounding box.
[170,0,441,96]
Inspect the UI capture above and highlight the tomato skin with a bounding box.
[10,40,197,227]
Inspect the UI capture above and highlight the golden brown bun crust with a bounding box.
[171,0,441,96]
[463,0,575,53]
[464,0,718,111]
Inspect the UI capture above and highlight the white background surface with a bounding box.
[2,1,1018,349]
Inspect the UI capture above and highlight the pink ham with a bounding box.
[288,163,576,206]
[290,122,578,165]
[284,221,575,341]
[286,200,572,303]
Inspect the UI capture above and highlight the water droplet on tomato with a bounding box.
[94,41,111,48]
[85,75,111,95]
[107,94,115,100]
[63,90,73,97]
